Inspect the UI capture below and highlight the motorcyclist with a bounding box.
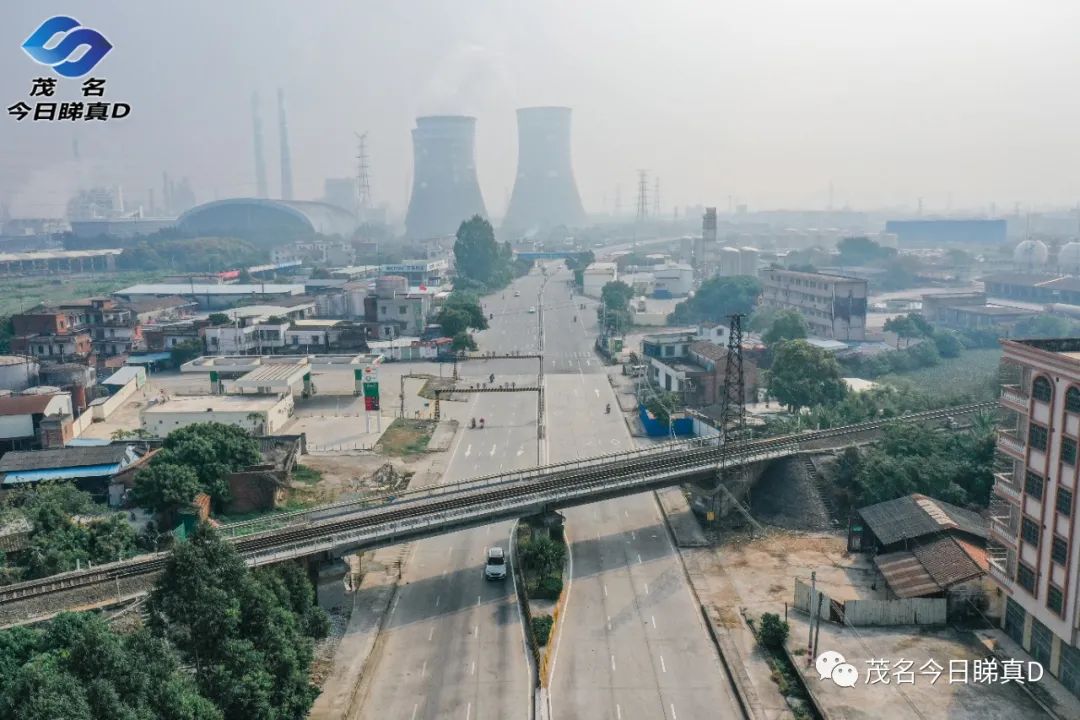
[470,417,476,428]
[605,403,611,414]
[479,417,485,428]
[489,373,495,383]
[573,315,577,322]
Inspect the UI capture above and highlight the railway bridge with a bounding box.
[0,402,993,626]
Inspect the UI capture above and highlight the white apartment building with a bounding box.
[583,262,618,299]
[989,338,1080,697]
[758,268,868,341]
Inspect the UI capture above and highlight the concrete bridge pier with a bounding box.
[687,460,771,527]
[315,557,350,613]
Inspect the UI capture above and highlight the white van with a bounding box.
[484,546,507,580]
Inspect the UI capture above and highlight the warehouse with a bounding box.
[141,393,294,435]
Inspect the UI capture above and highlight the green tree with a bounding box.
[757,612,789,651]
[437,292,488,336]
[768,340,848,411]
[668,276,761,325]
[170,339,205,366]
[151,423,262,509]
[762,309,808,346]
[451,332,477,352]
[601,280,634,312]
[519,534,566,588]
[836,236,894,265]
[207,313,231,326]
[1013,314,1072,339]
[453,215,510,288]
[437,308,471,337]
[883,314,922,347]
[132,463,203,516]
[642,390,681,426]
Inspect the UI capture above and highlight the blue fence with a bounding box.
[638,403,694,437]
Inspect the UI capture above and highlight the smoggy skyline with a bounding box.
[2,1,1080,220]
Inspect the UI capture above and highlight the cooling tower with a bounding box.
[405,115,487,240]
[502,106,586,238]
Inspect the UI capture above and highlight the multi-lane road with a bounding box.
[355,263,742,719]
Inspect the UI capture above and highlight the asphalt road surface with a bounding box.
[541,264,744,720]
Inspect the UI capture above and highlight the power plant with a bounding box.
[405,115,487,240]
[277,88,294,201]
[502,106,586,238]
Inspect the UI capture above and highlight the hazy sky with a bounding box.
[3,1,1080,220]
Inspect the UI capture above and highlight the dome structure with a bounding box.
[1059,241,1080,273]
[1014,239,1049,268]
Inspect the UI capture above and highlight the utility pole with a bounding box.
[653,176,660,217]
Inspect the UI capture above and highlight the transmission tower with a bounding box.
[355,131,372,215]
[717,313,746,443]
[653,177,660,217]
[635,169,648,222]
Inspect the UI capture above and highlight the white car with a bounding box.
[514,290,521,297]
[485,547,507,580]
[528,306,536,314]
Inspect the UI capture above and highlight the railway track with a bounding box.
[0,401,994,610]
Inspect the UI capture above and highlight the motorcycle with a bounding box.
[489,313,494,320]
[573,315,577,322]
[470,418,476,429]
[605,403,611,414]
[489,373,495,383]
[479,417,486,429]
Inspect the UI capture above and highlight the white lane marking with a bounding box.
[671,704,678,720]
[624,510,629,518]
[607,615,611,631]
[465,444,472,457]
[466,702,471,720]
[471,660,476,675]
[651,615,656,629]
[427,627,434,641]
[489,444,497,456]
[421,660,427,677]
[593,388,600,398]
[391,595,400,617]
[474,624,478,637]
[586,359,591,367]
[485,526,490,535]
[644,582,649,595]
[631,531,636,540]
[447,546,453,557]
[517,447,524,456]
[411,704,418,720]
[442,569,447,577]
[637,553,642,565]
[603,584,608,598]
[596,530,601,539]
[477,595,481,607]
[661,655,667,673]
[435,595,441,607]
[611,654,616,671]
[616,705,622,720]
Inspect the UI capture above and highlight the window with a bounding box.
[1059,487,1074,517]
[1047,585,1064,615]
[1021,517,1040,546]
[1017,563,1037,594]
[1052,536,1069,565]
[664,345,673,357]
[1025,470,1044,500]
[1029,423,1049,452]
[1067,387,1080,413]
[1064,438,1078,466]
[1032,376,1052,402]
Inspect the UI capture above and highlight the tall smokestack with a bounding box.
[252,92,269,198]
[502,107,586,238]
[405,115,487,239]
[277,88,294,201]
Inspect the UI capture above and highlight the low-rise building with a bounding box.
[141,393,294,435]
[0,445,144,498]
[583,262,618,298]
[652,263,694,297]
[0,393,73,450]
[758,268,868,341]
[380,260,448,288]
[374,293,432,337]
[10,331,92,362]
[646,339,758,404]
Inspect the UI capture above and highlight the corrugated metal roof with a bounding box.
[874,551,941,598]
[0,445,132,472]
[103,366,145,386]
[2,463,125,485]
[858,493,986,546]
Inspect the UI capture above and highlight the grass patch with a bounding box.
[877,347,1001,401]
[531,615,554,646]
[290,464,323,485]
[0,272,160,317]
[378,418,436,456]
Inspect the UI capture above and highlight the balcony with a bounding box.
[987,549,1014,589]
[989,515,1018,548]
[992,472,1023,504]
[1000,384,1029,413]
[997,429,1026,460]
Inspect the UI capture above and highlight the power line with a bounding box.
[636,169,648,223]
[355,131,372,215]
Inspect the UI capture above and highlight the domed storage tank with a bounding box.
[376,275,408,299]
[1059,241,1080,274]
[1014,239,1049,268]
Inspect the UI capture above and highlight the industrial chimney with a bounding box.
[251,92,269,198]
[405,115,487,240]
[277,88,294,201]
[502,106,586,238]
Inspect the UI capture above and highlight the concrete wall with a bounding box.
[0,414,32,440]
[92,377,138,420]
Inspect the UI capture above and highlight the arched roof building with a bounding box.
[177,198,357,239]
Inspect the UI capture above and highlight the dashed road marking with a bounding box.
[660,655,667,673]
[421,660,427,677]
[435,595,441,607]
[603,584,608,598]
[644,582,649,595]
